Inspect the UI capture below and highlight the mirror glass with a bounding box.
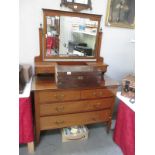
[46,16,98,57]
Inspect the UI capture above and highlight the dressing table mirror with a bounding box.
[35,9,108,74]
[45,16,97,58]
[43,9,100,60]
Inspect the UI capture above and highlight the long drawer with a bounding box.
[81,89,114,99]
[38,90,81,103]
[40,110,111,130]
[40,98,114,116]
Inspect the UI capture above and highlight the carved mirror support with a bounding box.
[60,0,92,12]
[34,9,108,76]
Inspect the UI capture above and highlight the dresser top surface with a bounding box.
[31,75,119,91]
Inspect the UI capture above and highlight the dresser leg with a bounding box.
[35,129,40,144]
[101,72,104,80]
[27,142,34,153]
[106,120,111,133]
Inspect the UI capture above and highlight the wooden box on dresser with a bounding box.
[32,75,118,143]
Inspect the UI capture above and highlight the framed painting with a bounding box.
[105,0,135,29]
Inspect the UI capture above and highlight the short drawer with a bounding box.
[81,89,114,99]
[40,110,110,130]
[38,90,81,103]
[40,98,114,116]
[35,66,55,74]
[95,65,107,72]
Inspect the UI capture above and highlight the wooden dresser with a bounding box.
[32,75,118,143]
[32,9,118,143]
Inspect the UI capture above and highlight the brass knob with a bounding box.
[93,92,96,96]
[91,118,96,121]
[61,94,65,97]
[56,106,64,112]
[55,120,64,125]
[93,103,101,109]
[54,94,57,97]
[57,94,65,100]
[99,92,103,96]
[109,116,112,120]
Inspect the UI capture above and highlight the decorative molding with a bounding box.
[60,0,92,12]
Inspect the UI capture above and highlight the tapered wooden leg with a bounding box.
[36,129,40,144]
[27,142,34,153]
[101,72,105,80]
[107,120,112,133]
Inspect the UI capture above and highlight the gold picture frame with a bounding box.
[105,0,135,29]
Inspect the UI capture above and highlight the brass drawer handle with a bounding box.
[93,92,97,96]
[93,103,101,109]
[54,94,57,99]
[99,92,103,96]
[56,106,64,112]
[44,70,50,72]
[91,117,97,121]
[58,94,65,100]
[61,94,65,98]
[55,120,64,125]
[55,94,65,100]
[109,116,112,120]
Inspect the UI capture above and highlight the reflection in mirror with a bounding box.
[46,16,60,56]
[46,16,98,57]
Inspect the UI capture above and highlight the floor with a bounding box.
[19,123,123,155]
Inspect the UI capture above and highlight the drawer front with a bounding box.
[35,66,55,74]
[40,98,114,116]
[40,110,110,130]
[81,89,114,99]
[96,89,114,98]
[95,66,107,72]
[38,90,81,103]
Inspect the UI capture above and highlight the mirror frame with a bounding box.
[42,9,102,61]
